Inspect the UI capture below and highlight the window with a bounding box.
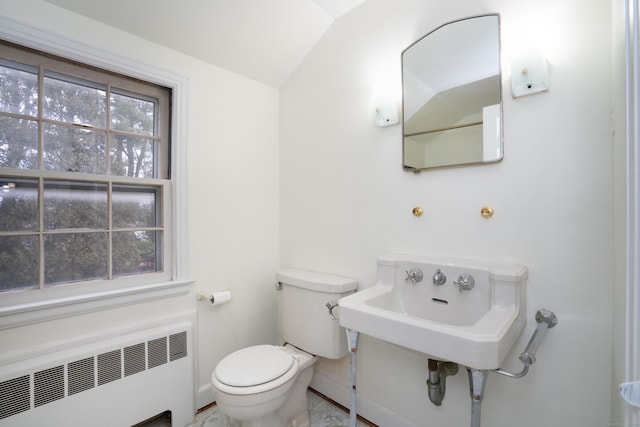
[0,41,172,294]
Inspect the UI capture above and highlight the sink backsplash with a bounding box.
[396,261,491,326]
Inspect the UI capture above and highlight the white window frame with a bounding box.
[0,17,192,330]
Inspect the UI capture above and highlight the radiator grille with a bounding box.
[148,337,167,369]
[97,349,122,386]
[0,329,188,421]
[68,357,95,396]
[124,343,146,377]
[0,375,30,419]
[169,331,187,361]
[34,365,64,407]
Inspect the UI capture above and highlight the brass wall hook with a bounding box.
[412,206,424,217]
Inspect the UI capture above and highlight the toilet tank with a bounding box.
[276,269,357,359]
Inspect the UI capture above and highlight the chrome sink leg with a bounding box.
[467,368,489,427]
[346,329,359,427]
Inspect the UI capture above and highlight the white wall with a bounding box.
[281,0,617,425]
[0,0,280,413]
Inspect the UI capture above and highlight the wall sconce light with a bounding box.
[511,50,549,98]
[373,95,399,127]
[372,80,400,127]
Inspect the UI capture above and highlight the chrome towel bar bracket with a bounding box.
[493,309,558,379]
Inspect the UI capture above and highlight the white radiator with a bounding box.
[0,317,194,426]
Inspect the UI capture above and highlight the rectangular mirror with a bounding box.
[402,14,502,171]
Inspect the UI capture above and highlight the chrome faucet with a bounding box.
[453,274,475,293]
[432,269,447,286]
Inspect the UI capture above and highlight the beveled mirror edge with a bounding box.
[401,13,504,173]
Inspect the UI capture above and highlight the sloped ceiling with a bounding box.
[44,0,367,88]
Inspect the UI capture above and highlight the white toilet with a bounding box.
[211,269,357,427]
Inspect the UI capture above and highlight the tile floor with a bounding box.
[186,389,373,427]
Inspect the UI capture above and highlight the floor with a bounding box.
[185,389,373,427]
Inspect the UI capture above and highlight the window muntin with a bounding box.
[0,41,171,293]
[112,184,163,277]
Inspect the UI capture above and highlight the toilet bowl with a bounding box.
[210,269,357,427]
[211,344,317,427]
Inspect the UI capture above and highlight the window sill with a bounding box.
[0,279,194,330]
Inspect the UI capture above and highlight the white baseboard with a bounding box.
[196,382,214,410]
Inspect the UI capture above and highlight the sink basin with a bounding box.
[338,254,528,369]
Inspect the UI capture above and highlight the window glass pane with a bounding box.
[43,123,106,174]
[110,134,155,178]
[0,178,38,231]
[0,44,171,291]
[0,116,38,169]
[0,59,38,116]
[111,91,156,136]
[44,181,107,229]
[43,73,106,128]
[0,235,38,291]
[44,233,108,285]
[113,185,158,228]
[113,231,159,276]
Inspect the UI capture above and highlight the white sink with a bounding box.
[338,254,528,369]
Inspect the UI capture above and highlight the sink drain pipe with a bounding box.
[427,359,459,406]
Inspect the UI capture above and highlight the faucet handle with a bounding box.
[453,274,475,293]
[405,268,424,284]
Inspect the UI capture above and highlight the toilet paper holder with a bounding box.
[197,290,232,306]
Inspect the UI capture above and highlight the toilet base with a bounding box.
[242,355,313,427]
[214,345,317,427]
[235,380,311,427]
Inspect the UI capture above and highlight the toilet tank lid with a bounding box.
[276,269,357,293]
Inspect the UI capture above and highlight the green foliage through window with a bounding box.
[0,42,170,292]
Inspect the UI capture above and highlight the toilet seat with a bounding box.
[213,345,299,395]
[216,345,294,387]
